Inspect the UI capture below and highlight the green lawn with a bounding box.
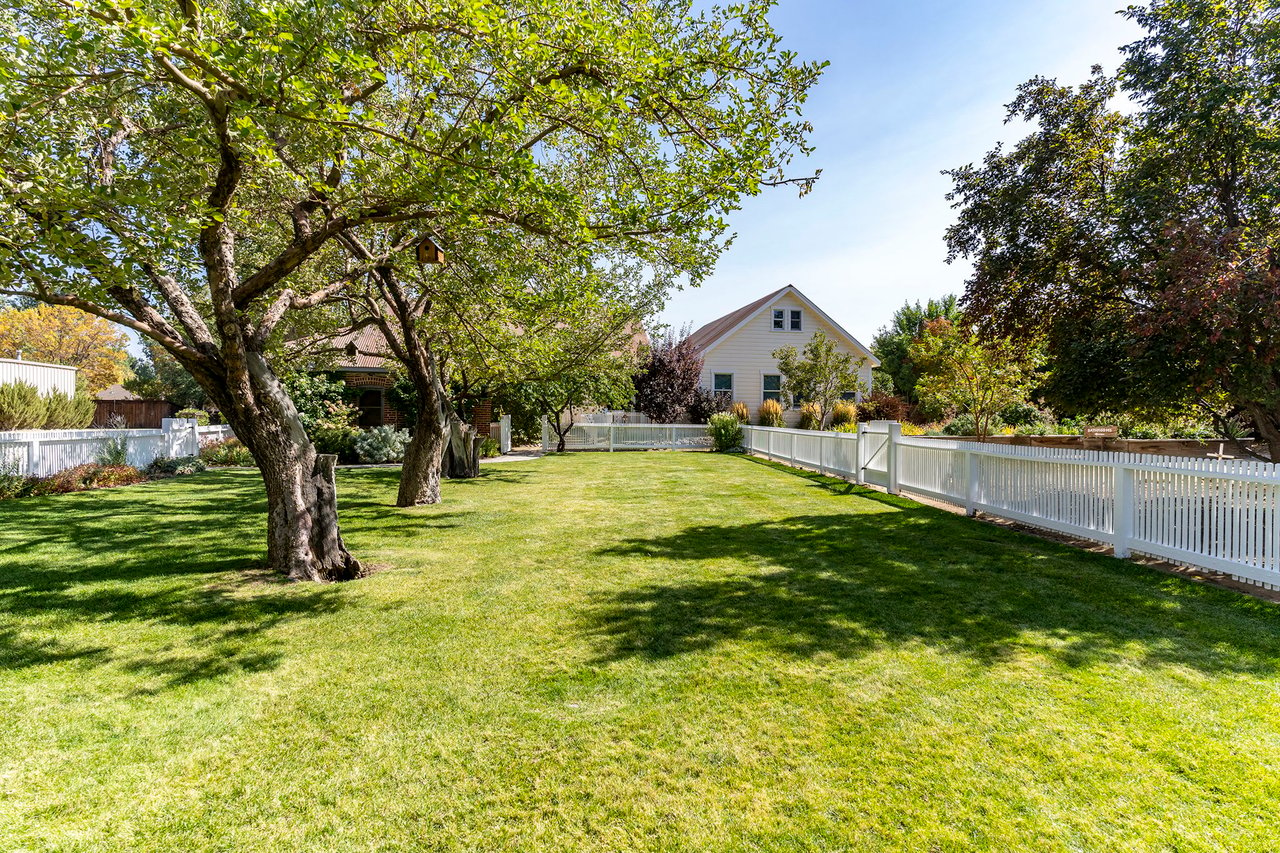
[3,453,1280,851]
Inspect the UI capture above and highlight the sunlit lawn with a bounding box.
[2,452,1280,851]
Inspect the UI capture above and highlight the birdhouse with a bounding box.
[416,236,445,265]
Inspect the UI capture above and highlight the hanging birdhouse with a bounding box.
[416,236,445,265]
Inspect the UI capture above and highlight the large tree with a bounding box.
[870,295,960,402]
[632,328,703,423]
[945,0,1280,459]
[0,0,820,578]
[0,304,131,392]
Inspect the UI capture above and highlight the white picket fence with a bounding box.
[543,420,712,451]
[0,420,234,477]
[744,422,1280,591]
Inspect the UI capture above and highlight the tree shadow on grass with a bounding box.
[0,471,346,689]
[587,495,1280,676]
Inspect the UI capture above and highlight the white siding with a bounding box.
[699,295,874,426]
[0,358,78,395]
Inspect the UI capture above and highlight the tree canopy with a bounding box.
[0,304,131,392]
[0,0,822,578]
[945,0,1280,458]
[870,295,960,402]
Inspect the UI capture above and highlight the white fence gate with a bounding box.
[0,420,234,477]
[743,422,1280,591]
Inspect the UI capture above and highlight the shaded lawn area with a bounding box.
[2,453,1280,851]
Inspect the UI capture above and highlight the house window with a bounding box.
[789,309,802,331]
[713,373,734,400]
[772,309,784,330]
[762,374,782,403]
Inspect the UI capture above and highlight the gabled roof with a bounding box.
[685,285,880,367]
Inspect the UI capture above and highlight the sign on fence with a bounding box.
[1084,425,1120,439]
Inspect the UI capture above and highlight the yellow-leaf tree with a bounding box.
[0,304,130,393]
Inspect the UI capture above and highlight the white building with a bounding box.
[0,357,78,396]
[687,285,879,426]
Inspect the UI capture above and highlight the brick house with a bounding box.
[325,326,494,435]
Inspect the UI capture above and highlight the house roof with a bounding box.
[95,383,141,401]
[326,325,392,370]
[685,285,880,367]
[685,286,789,352]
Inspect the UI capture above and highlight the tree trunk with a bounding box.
[395,358,480,506]
[1245,403,1280,462]
[219,355,363,581]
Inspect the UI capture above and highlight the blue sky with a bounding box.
[657,0,1144,347]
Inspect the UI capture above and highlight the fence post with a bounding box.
[788,431,796,467]
[819,432,827,476]
[965,451,979,517]
[768,429,774,460]
[886,421,901,495]
[670,425,676,451]
[26,438,40,476]
[609,423,615,453]
[1114,464,1134,559]
[855,423,867,485]
[500,414,512,454]
[541,416,550,453]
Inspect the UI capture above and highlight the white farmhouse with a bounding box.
[687,285,879,426]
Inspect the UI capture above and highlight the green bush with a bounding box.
[0,381,47,431]
[354,426,411,463]
[95,436,129,466]
[146,455,207,477]
[174,408,210,425]
[798,401,823,430]
[0,456,28,500]
[200,438,255,467]
[833,422,859,434]
[42,390,96,429]
[480,436,501,458]
[757,399,784,428]
[314,425,361,462]
[708,413,743,452]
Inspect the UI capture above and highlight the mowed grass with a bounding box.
[3,453,1280,851]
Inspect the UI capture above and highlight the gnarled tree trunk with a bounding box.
[395,361,481,506]
[194,352,363,582]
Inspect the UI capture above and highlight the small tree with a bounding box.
[871,296,961,402]
[771,332,865,429]
[633,330,703,423]
[0,304,131,393]
[909,319,1041,441]
[534,357,637,453]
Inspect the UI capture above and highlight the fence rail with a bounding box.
[0,421,234,477]
[544,421,711,452]
[743,422,1280,591]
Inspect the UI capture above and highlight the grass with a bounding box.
[2,452,1280,851]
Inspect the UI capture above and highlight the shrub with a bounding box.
[708,412,743,452]
[829,401,857,428]
[757,398,784,427]
[354,426,411,463]
[857,392,912,423]
[0,381,47,431]
[729,401,749,423]
[833,422,859,434]
[95,436,129,466]
[42,390,96,429]
[686,387,729,424]
[0,456,28,500]
[174,408,210,425]
[104,412,128,429]
[200,437,255,467]
[313,424,361,462]
[33,463,147,495]
[901,422,928,436]
[146,455,207,477]
[480,436,501,458]
[798,401,823,430]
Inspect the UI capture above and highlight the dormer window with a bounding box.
[789,309,802,331]
[772,309,784,330]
